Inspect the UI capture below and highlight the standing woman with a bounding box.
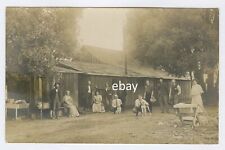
[169,79,181,105]
[191,79,205,113]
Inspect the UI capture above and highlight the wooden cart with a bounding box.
[174,103,199,128]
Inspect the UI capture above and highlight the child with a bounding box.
[135,95,149,116]
[134,95,141,116]
[139,95,149,116]
[112,95,122,114]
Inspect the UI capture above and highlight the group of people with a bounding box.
[88,90,123,114]
[49,83,79,119]
[83,80,127,113]
[49,78,205,119]
[133,78,181,117]
[82,79,182,116]
[134,78,205,117]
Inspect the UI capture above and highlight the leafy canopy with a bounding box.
[125,9,219,77]
[6,8,81,76]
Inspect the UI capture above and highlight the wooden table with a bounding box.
[174,103,199,127]
[6,103,29,120]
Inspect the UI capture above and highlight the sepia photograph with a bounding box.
[5,7,219,144]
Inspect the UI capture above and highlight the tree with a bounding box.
[6,8,81,76]
[125,8,219,79]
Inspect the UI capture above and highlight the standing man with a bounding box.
[50,83,62,119]
[85,80,93,111]
[157,78,169,113]
[169,79,181,106]
[144,80,154,113]
[118,89,127,111]
[103,82,113,112]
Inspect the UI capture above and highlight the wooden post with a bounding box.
[123,24,128,75]
[38,77,42,99]
[15,108,18,120]
[38,77,43,119]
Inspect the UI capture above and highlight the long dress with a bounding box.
[92,95,104,112]
[191,84,205,113]
[63,95,79,117]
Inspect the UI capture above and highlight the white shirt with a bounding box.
[135,99,148,107]
[135,99,141,107]
[112,99,122,108]
[177,84,181,95]
[88,85,91,93]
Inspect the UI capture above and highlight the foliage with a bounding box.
[125,9,219,77]
[6,8,81,76]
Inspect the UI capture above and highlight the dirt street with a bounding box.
[6,106,218,144]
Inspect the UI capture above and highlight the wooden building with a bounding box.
[6,60,191,115]
[58,60,191,108]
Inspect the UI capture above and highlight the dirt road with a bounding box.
[6,106,218,144]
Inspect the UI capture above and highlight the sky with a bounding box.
[78,8,127,51]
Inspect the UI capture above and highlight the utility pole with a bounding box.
[124,48,128,75]
[123,19,128,75]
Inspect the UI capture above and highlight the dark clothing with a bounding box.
[145,85,153,93]
[158,82,168,96]
[159,95,169,113]
[169,84,176,105]
[145,85,154,113]
[173,95,180,105]
[145,92,153,113]
[86,93,92,109]
[135,106,142,116]
[50,88,62,118]
[158,82,169,113]
[171,84,179,96]
[50,88,62,104]
[84,85,93,110]
[170,84,180,105]
[118,90,127,111]
[113,107,117,114]
[103,87,113,111]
